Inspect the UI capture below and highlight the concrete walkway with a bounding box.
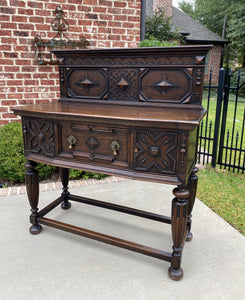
[1,179,244,300]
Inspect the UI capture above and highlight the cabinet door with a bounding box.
[23,118,55,156]
[133,129,178,175]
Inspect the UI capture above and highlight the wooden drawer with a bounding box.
[22,117,195,185]
[59,123,130,168]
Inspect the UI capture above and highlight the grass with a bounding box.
[202,90,245,139]
[200,90,245,168]
[197,166,245,235]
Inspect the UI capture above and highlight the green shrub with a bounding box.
[69,169,107,180]
[69,169,83,179]
[82,172,107,180]
[0,122,25,183]
[0,122,56,183]
[139,36,179,48]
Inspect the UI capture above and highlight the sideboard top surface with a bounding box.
[13,101,206,129]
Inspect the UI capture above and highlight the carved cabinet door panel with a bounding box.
[133,129,178,175]
[23,118,55,156]
[66,68,108,99]
[139,68,193,104]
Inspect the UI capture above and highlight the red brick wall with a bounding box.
[206,45,222,85]
[0,0,141,125]
[201,45,222,84]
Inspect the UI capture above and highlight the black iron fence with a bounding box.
[198,68,245,173]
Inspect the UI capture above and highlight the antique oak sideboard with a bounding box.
[13,46,211,280]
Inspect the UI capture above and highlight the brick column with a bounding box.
[153,0,173,17]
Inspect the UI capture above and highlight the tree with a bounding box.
[179,0,245,66]
[226,3,245,66]
[145,7,181,41]
[177,1,196,19]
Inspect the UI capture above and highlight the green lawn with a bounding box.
[195,91,245,235]
[202,90,245,139]
[197,166,245,235]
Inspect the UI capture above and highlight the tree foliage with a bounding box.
[179,0,245,66]
[226,3,245,65]
[177,1,196,19]
[145,7,181,41]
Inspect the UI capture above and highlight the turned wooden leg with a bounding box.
[168,187,189,281]
[60,168,71,210]
[186,166,199,242]
[25,160,42,234]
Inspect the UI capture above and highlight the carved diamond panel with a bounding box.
[117,77,129,91]
[67,68,108,99]
[85,136,100,150]
[108,68,138,100]
[80,77,94,90]
[154,75,175,93]
[25,119,55,156]
[140,68,192,103]
[134,130,177,174]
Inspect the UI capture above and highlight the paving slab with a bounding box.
[0,180,244,300]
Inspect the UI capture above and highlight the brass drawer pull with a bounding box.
[67,135,77,149]
[110,140,120,156]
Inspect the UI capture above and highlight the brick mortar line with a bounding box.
[0,176,127,197]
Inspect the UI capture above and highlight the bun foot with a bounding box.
[168,267,183,281]
[186,231,193,242]
[61,201,71,210]
[30,224,42,235]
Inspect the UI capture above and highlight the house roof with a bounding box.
[172,6,228,44]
